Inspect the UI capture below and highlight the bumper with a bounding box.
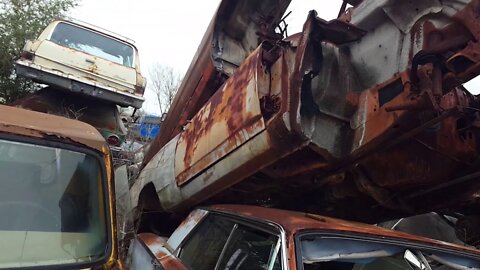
[15,61,145,108]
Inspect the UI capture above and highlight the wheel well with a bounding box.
[135,182,183,236]
[137,182,161,211]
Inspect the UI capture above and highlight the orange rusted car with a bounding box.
[130,205,480,269]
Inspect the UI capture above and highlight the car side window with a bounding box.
[178,215,235,270]
[215,224,281,270]
[178,214,282,270]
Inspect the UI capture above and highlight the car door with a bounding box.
[175,213,284,270]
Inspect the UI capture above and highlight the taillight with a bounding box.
[107,135,121,146]
[20,51,34,61]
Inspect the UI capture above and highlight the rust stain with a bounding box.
[174,48,266,185]
[138,232,190,269]
[137,233,169,259]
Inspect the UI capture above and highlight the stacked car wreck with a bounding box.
[13,18,146,147]
[131,0,480,231]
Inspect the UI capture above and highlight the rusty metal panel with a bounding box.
[135,232,198,270]
[350,74,412,151]
[143,0,291,166]
[174,49,266,186]
[137,233,170,259]
[129,238,157,270]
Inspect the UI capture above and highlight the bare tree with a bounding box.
[149,63,182,115]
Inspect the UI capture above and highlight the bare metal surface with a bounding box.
[174,48,266,186]
[132,233,188,270]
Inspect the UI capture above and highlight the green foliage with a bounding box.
[0,0,77,103]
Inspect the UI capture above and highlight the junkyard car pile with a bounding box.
[5,0,480,268]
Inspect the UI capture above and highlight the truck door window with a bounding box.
[178,214,282,270]
[215,224,281,270]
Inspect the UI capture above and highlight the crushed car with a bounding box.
[131,0,480,226]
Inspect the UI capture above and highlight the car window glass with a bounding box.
[216,224,281,270]
[300,236,480,270]
[50,22,134,67]
[0,139,108,267]
[179,215,235,270]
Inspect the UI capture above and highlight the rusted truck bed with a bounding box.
[132,0,480,224]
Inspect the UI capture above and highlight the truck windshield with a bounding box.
[49,22,134,67]
[299,235,480,270]
[0,138,108,268]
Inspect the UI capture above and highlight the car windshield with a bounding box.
[0,138,108,269]
[49,22,134,67]
[299,235,480,270]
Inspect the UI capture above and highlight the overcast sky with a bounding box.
[71,1,479,114]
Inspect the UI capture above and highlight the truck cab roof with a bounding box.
[0,104,107,152]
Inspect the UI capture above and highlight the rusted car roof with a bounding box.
[210,205,480,255]
[0,104,107,152]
